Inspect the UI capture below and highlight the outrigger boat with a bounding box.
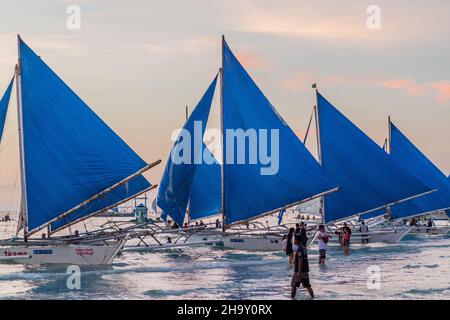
[156,36,340,251]
[0,36,160,265]
[300,90,437,245]
[358,118,450,236]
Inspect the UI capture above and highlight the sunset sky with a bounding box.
[0,0,449,210]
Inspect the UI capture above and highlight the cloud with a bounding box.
[283,72,450,104]
[382,79,450,103]
[281,72,376,91]
[430,81,450,103]
[381,79,426,96]
[235,51,268,69]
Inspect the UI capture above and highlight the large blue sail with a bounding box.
[157,75,218,227]
[317,92,430,223]
[388,122,450,218]
[188,145,221,220]
[0,77,14,143]
[222,40,336,225]
[19,38,151,232]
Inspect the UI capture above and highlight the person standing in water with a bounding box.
[359,220,369,244]
[291,235,314,299]
[286,228,295,265]
[299,222,308,247]
[317,225,329,266]
[342,223,352,256]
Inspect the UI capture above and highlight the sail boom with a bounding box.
[50,184,158,235]
[28,159,161,236]
[391,207,450,223]
[226,186,340,227]
[326,188,437,225]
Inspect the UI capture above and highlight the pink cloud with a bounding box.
[381,79,426,96]
[281,73,376,91]
[430,81,450,103]
[281,72,315,91]
[235,51,268,69]
[382,78,450,103]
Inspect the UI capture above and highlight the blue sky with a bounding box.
[0,0,449,209]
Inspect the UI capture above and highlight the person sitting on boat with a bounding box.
[70,230,81,244]
[183,222,189,229]
[410,218,417,226]
[199,220,204,226]
[291,235,314,299]
[359,220,369,244]
[317,225,329,266]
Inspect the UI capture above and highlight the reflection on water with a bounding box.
[0,234,449,299]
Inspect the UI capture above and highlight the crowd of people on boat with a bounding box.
[0,213,11,222]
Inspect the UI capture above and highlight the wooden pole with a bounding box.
[220,35,226,232]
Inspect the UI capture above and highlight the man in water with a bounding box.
[317,225,329,266]
[359,220,369,244]
[291,235,314,299]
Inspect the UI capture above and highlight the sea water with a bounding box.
[0,223,449,299]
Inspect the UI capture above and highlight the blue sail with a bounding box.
[317,92,431,223]
[19,38,151,232]
[188,145,221,220]
[388,122,450,218]
[157,75,218,227]
[0,77,14,143]
[222,40,336,225]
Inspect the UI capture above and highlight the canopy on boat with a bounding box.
[316,92,431,223]
[0,77,14,144]
[386,121,450,218]
[222,39,336,225]
[17,37,152,234]
[157,75,218,227]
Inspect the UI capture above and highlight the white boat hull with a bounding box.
[408,226,449,235]
[221,235,282,251]
[0,241,124,265]
[348,228,410,244]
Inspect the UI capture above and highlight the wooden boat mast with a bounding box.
[313,85,325,224]
[220,36,226,232]
[15,34,29,238]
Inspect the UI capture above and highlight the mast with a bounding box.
[387,115,392,155]
[385,115,392,221]
[15,34,29,237]
[220,35,226,232]
[185,105,191,226]
[313,85,325,223]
